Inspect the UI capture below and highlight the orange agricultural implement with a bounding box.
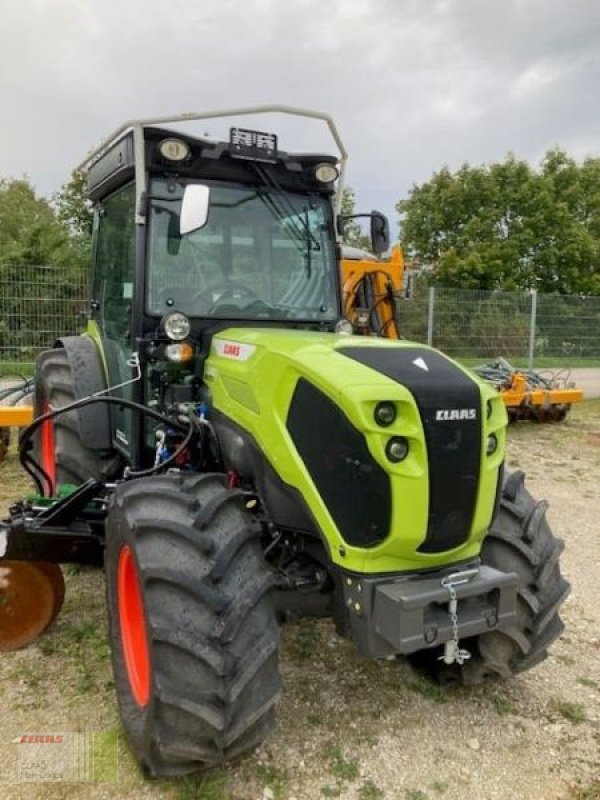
[0,378,34,463]
[341,244,404,338]
[472,360,584,422]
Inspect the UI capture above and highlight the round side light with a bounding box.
[386,436,409,463]
[486,433,498,455]
[374,402,396,427]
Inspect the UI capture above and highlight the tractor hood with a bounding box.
[205,328,506,574]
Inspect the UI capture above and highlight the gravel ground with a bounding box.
[0,402,598,800]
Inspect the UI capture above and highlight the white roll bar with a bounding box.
[78,105,348,222]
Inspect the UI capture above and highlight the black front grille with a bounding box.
[339,347,482,553]
[286,378,391,547]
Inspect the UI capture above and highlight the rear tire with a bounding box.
[34,348,118,492]
[410,470,570,685]
[105,473,281,776]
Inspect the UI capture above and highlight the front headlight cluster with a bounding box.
[373,401,409,463]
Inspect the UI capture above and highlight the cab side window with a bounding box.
[92,183,135,343]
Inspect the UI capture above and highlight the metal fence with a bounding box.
[400,285,600,367]
[0,265,87,374]
[1,265,599,373]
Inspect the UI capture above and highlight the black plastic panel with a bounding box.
[287,378,391,547]
[339,347,482,552]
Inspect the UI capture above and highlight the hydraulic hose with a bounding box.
[19,395,196,497]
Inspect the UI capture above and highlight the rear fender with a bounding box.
[54,336,112,450]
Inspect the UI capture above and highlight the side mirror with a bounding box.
[180,184,210,235]
[370,211,390,256]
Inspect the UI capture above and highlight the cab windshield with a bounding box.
[147,179,338,321]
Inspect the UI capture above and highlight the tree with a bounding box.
[0,177,78,268]
[397,151,600,294]
[54,169,93,265]
[340,186,371,251]
[54,169,93,238]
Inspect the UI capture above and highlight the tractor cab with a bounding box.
[84,107,388,463]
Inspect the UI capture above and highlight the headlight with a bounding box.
[163,311,191,341]
[385,436,409,463]
[486,433,498,455]
[374,402,396,427]
[315,163,339,183]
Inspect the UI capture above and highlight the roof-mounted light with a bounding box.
[159,138,190,162]
[315,163,339,183]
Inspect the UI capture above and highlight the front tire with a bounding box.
[411,470,570,684]
[105,473,281,776]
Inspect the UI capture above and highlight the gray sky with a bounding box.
[1,0,599,231]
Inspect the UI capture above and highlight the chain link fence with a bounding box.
[0,265,87,375]
[1,265,599,373]
[400,284,600,367]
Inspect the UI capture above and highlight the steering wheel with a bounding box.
[194,281,259,312]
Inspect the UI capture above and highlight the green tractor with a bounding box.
[0,107,569,776]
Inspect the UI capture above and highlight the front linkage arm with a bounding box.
[0,480,107,566]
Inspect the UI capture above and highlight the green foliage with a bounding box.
[0,175,90,363]
[324,744,359,781]
[54,169,93,264]
[359,779,385,799]
[174,770,230,800]
[0,176,86,270]
[256,764,289,799]
[54,169,93,237]
[398,150,600,295]
[552,700,587,724]
[340,186,371,251]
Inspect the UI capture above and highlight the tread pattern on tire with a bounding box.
[410,470,570,685]
[105,473,281,776]
[34,348,118,486]
[461,469,570,684]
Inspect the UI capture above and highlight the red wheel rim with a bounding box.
[117,546,151,707]
[40,399,56,496]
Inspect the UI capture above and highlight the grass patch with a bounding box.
[359,779,384,799]
[173,770,230,800]
[491,694,517,716]
[256,764,289,799]
[286,619,323,662]
[406,673,447,704]
[577,677,598,689]
[552,700,587,724]
[405,790,429,800]
[429,780,448,793]
[325,744,359,781]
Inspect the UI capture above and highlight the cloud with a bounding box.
[0,0,598,228]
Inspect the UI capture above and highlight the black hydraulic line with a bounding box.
[19,395,194,497]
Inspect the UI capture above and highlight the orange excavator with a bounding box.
[340,245,583,421]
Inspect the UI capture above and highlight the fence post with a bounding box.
[528,289,537,371]
[427,286,435,347]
